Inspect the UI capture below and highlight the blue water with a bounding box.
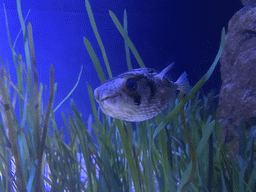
[0,0,243,143]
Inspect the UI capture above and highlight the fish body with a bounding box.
[94,63,190,121]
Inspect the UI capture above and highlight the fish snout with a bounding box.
[94,87,120,104]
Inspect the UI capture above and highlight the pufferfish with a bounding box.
[94,63,190,122]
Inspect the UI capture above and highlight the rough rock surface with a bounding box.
[242,0,256,6]
[219,5,256,143]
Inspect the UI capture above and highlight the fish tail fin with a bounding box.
[175,72,190,94]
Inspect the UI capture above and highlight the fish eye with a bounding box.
[126,79,137,91]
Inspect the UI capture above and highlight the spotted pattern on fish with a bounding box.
[94,63,190,121]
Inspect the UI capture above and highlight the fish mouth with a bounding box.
[98,92,122,105]
[100,95,118,102]
[94,87,121,104]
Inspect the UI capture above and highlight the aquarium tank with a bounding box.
[0,0,255,191]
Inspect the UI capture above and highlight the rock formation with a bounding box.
[219,4,256,143]
[242,0,256,6]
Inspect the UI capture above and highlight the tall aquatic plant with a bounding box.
[0,1,80,191]
[1,1,56,191]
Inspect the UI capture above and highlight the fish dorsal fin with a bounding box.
[155,62,174,80]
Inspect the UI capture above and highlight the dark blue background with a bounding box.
[0,0,243,137]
